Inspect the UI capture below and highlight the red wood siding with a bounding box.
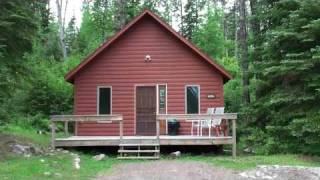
[74,16,224,136]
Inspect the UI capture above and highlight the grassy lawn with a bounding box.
[0,153,119,180]
[0,124,320,179]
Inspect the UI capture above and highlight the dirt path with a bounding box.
[95,161,320,180]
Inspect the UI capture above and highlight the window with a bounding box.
[98,87,111,115]
[186,85,200,114]
[158,85,167,114]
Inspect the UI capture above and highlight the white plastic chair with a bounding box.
[191,108,215,136]
[211,107,225,136]
[198,108,215,136]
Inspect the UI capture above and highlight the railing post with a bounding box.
[232,119,236,158]
[156,119,160,143]
[64,121,68,136]
[51,121,56,149]
[119,119,123,143]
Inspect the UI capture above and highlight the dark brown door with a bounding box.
[136,86,156,135]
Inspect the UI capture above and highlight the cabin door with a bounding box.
[136,86,157,135]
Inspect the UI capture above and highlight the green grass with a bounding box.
[0,153,119,180]
[0,125,51,147]
[1,124,320,179]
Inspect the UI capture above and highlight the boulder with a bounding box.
[9,144,30,155]
[9,143,43,156]
[170,151,181,158]
[243,147,255,154]
[29,145,43,155]
[93,154,106,161]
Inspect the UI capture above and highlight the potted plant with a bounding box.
[167,119,180,135]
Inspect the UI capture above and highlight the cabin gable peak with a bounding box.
[65,9,232,83]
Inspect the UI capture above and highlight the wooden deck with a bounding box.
[50,113,237,158]
[54,135,233,147]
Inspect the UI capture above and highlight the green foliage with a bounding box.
[193,9,225,60]
[23,57,73,116]
[242,0,320,155]
[181,0,206,40]
[0,0,39,124]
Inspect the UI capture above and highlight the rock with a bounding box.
[62,150,69,154]
[30,146,43,155]
[37,130,47,135]
[44,172,51,176]
[40,159,45,163]
[9,143,43,156]
[24,154,31,158]
[9,144,31,155]
[243,147,254,154]
[170,151,181,158]
[54,172,62,177]
[73,155,81,170]
[93,154,106,161]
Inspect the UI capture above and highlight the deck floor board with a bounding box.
[55,135,233,147]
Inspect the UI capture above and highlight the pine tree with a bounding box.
[247,0,320,154]
[181,0,205,40]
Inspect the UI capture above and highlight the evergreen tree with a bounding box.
[65,16,79,55]
[246,0,320,154]
[0,0,38,123]
[181,0,206,40]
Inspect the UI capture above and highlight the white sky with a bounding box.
[50,0,235,29]
[50,0,83,27]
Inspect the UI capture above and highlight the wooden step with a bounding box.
[118,149,160,153]
[119,144,159,146]
[117,156,160,160]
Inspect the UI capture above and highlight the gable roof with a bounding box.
[65,10,232,83]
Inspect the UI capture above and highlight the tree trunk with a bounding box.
[56,0,67,59]
[115,0,126,32]
[239,0,250,104]
[221,0,228,57]
[249,0,261,99]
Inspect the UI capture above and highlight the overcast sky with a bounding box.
[50,0,235,29]
[50,0,83,27]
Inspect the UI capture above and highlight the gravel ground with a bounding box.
[95,161,320,180]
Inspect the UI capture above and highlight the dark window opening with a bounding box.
[98,87,111,114]
[186,86,199,114]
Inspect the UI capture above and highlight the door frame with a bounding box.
[134,84,167,135]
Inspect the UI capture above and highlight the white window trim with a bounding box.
[97,86,112,115]
[185,85,200,114]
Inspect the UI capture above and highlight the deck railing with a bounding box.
[156,113,237,157]
[50,113,237,157]
[50,115,123,148]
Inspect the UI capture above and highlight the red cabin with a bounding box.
[51,10,237,159]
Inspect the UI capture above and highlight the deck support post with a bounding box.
[64,121,68,136]
[119,119,123,143]
[232,119,236,158]
[51,122,56,149]
[156,119,160,143]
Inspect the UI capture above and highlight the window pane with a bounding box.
[158,85,166,114]
[99,88,111,114]
[187,86,199,114]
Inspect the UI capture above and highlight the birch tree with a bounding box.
[56,0,68,59]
